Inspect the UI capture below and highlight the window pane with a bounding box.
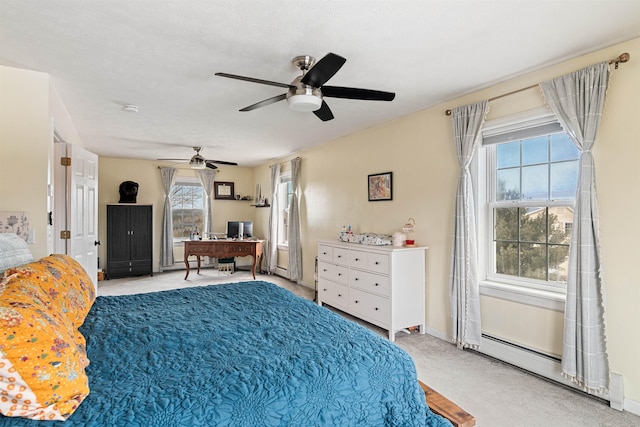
[548,244,570,282]
[521,207,547,243]
[496,168,520,201]
[497,142,520,168]
[495,242,519,276]
[520,243,547,280]
[550,161,578,199]
[551,133,579,162]
[522,136,548,166]
[494,208,518,241]
[548,207,573,244]
[522,164,548,200]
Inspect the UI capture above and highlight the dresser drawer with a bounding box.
[318,279,349,310]
[348,249,368,269]
[318,244,333,262]
[349,270,390,297]
[333,247,348,265]
[367,252,390,274]
[350,288,389,327]
[317,261,349,285]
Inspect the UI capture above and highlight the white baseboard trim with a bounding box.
[423,329,631,413]
[625,396,640,416]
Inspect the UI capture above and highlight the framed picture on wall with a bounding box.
[368,172,393,201]
[214,181,235,200]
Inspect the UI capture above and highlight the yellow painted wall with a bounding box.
[1,66,54,259]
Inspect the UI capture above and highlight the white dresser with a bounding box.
[316,239,426,341]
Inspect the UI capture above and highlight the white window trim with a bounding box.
[475,108,568,311]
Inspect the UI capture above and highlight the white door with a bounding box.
[54,142,99,288]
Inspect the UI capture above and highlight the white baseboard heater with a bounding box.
[476,334,623,410]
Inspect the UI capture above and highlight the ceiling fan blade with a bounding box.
[322,86,395,101]
[205,162,218,170]
[239,93,287,111]
[215,72,292,89]
[301,53,346,88]
[206,159,238,166]
[313,100,334,122]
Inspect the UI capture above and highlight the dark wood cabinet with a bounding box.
[107,204,152,279]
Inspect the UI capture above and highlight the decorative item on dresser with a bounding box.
[106,204,153,279]
[316,239,426,341]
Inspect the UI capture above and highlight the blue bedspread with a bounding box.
[0,281,451,426]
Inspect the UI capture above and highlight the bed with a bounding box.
[0,243,451,426]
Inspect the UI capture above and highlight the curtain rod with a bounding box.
[269,156,301,168]
[444,52,630,116]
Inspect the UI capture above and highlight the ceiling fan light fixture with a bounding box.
[189,154,207,169]
[287,94,322,112]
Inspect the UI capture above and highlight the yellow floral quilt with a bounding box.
[0,255,95,421]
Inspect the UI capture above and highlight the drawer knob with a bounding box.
[323,288,327,291]
[338,273,342,276]
[355,277,359,281]
[375,283,379,286]
[323,269,327,272]
[375,261,379,265]
[375,307,379,311]
[355,258,359,261]
[323,252,327,255]
[337,255,342,258]
[338,294,342,297]
[355,300,359,303]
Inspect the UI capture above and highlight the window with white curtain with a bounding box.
[170,179,204,242]
[277,173,293,248]
[477,110,579,302]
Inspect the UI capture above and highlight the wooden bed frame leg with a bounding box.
[419,380,476,427]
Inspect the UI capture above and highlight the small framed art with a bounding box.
[368,172,393,201]
[214,181,235,200]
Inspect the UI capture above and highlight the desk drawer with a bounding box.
[188,244,214,255]
[223,244,253,256]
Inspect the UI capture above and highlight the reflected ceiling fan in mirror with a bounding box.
[157,146,238,170]
[215,52,395,121]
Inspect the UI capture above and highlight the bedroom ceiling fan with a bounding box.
[215,52,395,122]
[157,146,238,170]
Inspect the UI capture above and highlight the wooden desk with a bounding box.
[184,239,263,280]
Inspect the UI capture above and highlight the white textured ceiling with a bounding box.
[1,1,639,166]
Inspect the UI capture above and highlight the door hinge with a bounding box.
[60,230,71,239]
[60,157,71,166]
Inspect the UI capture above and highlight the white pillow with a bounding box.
[0,233,34,274]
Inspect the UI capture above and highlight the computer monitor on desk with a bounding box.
[226,221,253,239]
